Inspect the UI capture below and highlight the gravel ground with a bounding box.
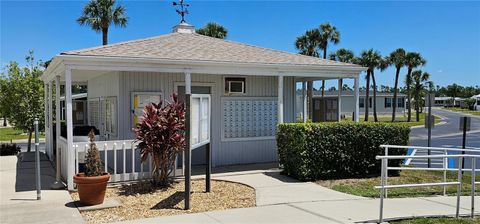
[70,179,256,224]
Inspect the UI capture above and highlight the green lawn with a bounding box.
[0,127,45,141]
[392,217,480,224]
[317,170,479,198]
[343,113,441,128]
[441,107,480,116]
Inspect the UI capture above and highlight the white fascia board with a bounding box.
[47,54,365,81]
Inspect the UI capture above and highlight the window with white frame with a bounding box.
[225,77,246,94]
[385,97,392,108]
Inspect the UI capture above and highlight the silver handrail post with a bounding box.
[385,147,388,198]
[471,157,476,218]
[456,157,463,218]
[379,158,386,223]
[443,149,447,196]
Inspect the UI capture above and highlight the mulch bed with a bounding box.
[70,179,256,223]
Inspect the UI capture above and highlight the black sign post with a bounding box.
[425,93,435,168]
[460,116,471,173]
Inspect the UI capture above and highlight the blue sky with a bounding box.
[1,0,479,89]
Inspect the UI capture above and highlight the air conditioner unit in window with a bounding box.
[227,80,245,94]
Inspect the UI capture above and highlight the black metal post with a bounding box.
[206,142,211,192]
[462,116,467,173]
[34,118,41,200]
[184,94,191,210]
[427,93,432,168]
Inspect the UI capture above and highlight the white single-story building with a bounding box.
[41,22,365,190]
[471,94,480,111]
[434,96,464,107]
[296,90,406,121]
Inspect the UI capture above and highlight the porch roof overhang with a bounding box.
[42,54,366,82]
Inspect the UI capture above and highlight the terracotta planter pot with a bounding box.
[73,172,110,206]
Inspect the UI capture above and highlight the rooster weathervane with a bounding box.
[173,0,189,23]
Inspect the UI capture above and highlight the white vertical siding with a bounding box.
[111,72,295,166]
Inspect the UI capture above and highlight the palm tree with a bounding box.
[196,22,228,39]
[318,23,340,97]
[384,48,406,122]
[295,29,321,119]
[404,52,426,122]
[77,0,128,45]
[411,70,431,121]
[356,49,382,122]
[329,48,354,63]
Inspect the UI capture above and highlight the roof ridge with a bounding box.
[61,33,177,55]
[189,33,355,67]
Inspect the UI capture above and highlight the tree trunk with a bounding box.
[102,27,108,45]
[321,47,327,98]
[406,68,412,122]
[415,87,420,122]
[371,71,378,122]
[2,116,6,126]
[321,80,325,97]
[27,130,32,152]
[307,81,313,120]
[364,70,370,121]
[392,67,400,122]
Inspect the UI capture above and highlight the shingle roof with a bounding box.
[62,32,360,67]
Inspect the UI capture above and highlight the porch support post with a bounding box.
[65,68,74,190]
[48,81,53,159]
[302,81,307,123]
[51,75,65,189]
[338,79,342,122]
[354,77,360,122]
[184,71,191,210]
[43,83,49,157]
[278,74,284,124]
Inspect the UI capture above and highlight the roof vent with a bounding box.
[173,22,195,34]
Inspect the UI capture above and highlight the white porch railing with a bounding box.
[59,139,183,189]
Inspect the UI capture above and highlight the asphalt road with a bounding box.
[409,108,480,169]
[410,108,480,148]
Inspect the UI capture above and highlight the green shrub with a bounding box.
[277,122,410,181]
[0,143,21,156]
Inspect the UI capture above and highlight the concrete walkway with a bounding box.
[0,153,83,224]
[117,170,479,224]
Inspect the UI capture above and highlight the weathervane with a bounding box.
[172,0,189,23]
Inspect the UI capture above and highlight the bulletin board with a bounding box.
[190,94,211,149]
[131,92,162,127]
[221,97,278,141]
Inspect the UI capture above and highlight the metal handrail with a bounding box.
[380,145,480,198]
[376,151,478,223]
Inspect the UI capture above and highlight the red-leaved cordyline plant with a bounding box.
[133,93,185,186]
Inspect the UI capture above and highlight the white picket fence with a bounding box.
[59,138,183,190]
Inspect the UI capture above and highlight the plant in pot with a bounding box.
[134,93,185,186]
[73,129,110,205]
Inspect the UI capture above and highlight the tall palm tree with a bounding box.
[295,29,321,120]
[329,48,354,63]
[357,49,382,122]
[77,0,128,45]
[411,70,431,121]
[318,23,340,97]
[404,52,426,122]
[384,48,406,122]
[196,22,228,39]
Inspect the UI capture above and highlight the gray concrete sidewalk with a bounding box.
[117,171,478,224]
[0,153,83,224]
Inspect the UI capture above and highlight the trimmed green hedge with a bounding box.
[277,122,410,181]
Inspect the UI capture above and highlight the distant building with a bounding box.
[296,90,406,121]
[434,96,465,107]
[471,94,480,111]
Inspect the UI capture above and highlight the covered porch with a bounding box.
[41,25,364,191]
